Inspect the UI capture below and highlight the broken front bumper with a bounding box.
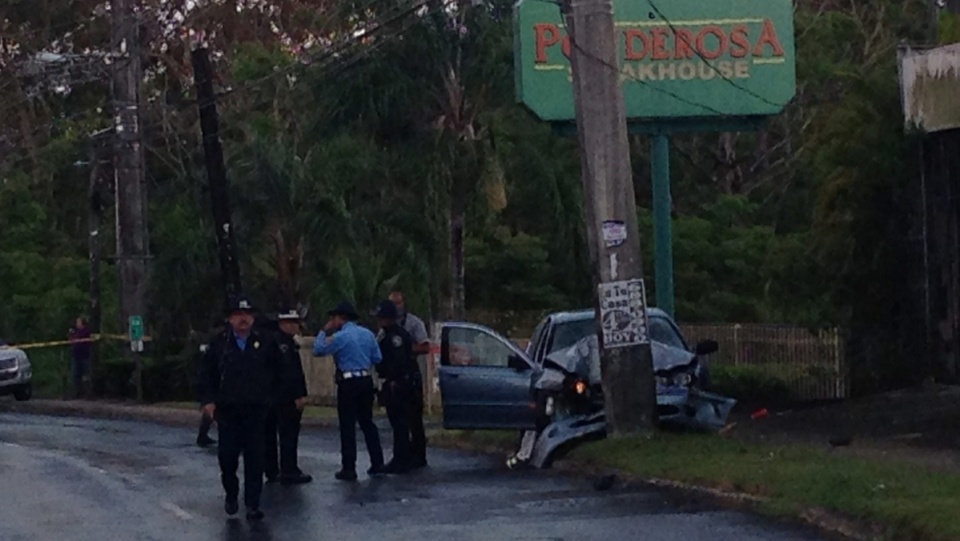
[656,386,737,430]
[528,387,736,469]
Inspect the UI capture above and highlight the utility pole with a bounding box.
[111,0,148,402]
[562,0,657,433]
[192,47,243,307]
[88,128,112,381]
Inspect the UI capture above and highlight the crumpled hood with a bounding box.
[538,336,697,389]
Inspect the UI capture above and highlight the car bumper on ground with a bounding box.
[656,386,736,430]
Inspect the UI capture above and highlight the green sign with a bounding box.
[128,315,144,342]
[514,0,796,121]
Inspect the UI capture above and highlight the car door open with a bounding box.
[438,323,538,430]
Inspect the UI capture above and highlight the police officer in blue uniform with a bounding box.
[373,300,418,474]
[313,301,385,481]
[264,308,312,485]
[198,294,288,521]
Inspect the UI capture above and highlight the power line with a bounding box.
[645,0,784,109]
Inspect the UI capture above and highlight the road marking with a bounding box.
[161,501,193,521]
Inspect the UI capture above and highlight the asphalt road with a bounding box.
[0,413,827,541]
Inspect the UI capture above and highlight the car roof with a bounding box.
[547,307,671,324]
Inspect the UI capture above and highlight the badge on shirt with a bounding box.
[392,335,403,348]
[253,341,260,349]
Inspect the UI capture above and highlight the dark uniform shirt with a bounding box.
[276,332,309,402]
[376,324,417,382]
[198,328,287,406]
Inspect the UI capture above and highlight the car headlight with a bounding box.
[573,380,587,395]
[673,372,693,387]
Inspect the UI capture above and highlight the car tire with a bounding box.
[13,383,32,401]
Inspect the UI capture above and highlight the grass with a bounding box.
[567,432,960,541]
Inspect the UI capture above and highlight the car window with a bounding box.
[445,327,516,368]
[648,316,687,350]
[548,319,596,355]
[527,319,547,357]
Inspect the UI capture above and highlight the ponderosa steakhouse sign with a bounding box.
[514,0,796,121]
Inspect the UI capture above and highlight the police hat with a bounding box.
[328,300,359,320]
[277,308,302,321]
[226,294,257,314]
[373,300,399,320]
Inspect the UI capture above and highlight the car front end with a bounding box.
[0,348,33,401]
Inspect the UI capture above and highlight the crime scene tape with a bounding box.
[0,334,153,351]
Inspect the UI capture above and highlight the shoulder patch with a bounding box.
[392,335,404,348]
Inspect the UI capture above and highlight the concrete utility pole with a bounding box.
[562,0,657,433]
[192,47,243,307]
[111,0,148,402]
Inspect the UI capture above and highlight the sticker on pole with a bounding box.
[602,220,627,247]
[598,279,649,349]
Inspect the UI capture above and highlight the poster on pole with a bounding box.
[598,279,649,349]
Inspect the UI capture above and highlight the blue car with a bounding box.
[436,309,736,468]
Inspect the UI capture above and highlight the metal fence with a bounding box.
[680,324,847,401]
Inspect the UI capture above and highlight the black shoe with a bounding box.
[280,473,313,485]
[246,508,264,521]
[197,435,217,447]
[383,461,410,475]
[335,469,358,482]
[367,464,386,477]
[224,498,239,516]
[410,457,428,470]
[265,473,280,484]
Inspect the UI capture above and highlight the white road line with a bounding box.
[161,501,194,521]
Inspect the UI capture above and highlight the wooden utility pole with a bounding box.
[88,128,112,379]
[111,0,148,402]
[192,47,243,307]
[562,0,657,433]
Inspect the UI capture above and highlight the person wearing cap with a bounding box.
[373,300,419,474]
[388,291,430,469]
[198,294,285,521]
[264,308,312,485]
[312,300,385,481]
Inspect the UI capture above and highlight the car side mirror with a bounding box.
[508,354,528,372]
[695,340,719,356]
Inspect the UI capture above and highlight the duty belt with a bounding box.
[340,370,370,380]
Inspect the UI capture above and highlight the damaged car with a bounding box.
[436,309,736,469]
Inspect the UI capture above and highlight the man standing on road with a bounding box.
[198,294,285,521]
[389,291,429,469]
[373,300,417,474]
[67,317,92,398]
[264,308,312,485]
[313,301,385,481]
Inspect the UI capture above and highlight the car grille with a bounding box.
[0,371,16,382]
[0,357,16,371]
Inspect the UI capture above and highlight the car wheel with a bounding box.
[13,383,32,401]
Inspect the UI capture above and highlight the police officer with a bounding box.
[196,319,226,448]
[312,301,384,481]
[373,300,418,474]
[264,308,312,485]
[198,294,286,521]
[388,291,429,469]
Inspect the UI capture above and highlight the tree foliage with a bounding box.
[0,0,938,396]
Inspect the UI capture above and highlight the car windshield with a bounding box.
[547,315,687,355]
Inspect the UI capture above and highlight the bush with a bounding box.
[711,364,796,406]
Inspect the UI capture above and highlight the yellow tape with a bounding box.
[0,334,153,351]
